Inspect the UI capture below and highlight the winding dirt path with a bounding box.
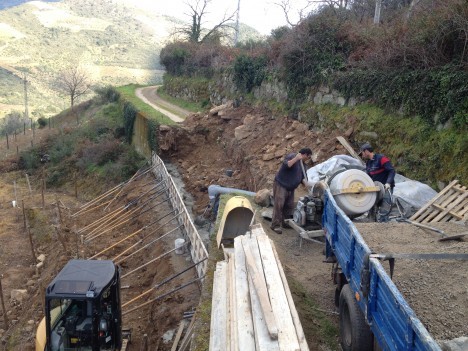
[135,86,189,123]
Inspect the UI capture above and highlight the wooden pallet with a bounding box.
[410,180,468,223]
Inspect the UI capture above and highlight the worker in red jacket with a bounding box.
[359,143,395,191]
[359,143,396,221]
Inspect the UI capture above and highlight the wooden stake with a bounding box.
[25,173,32,197]
[103,168,142,212]
[74,172,78,198]
[13,180,18,205]
[6,133,9,150]
[171,320,186,351]
[41,178,45,209]
[22,200,27,230]
[27,227,36,262]
[0,276,9,327]
[56,196,63,224]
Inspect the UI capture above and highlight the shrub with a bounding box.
[233,55,267,93]
[123,101,137,143]
[332,65,468,124]
[37,117,47,128]
[279,8,351,100]
[95,85,121,103]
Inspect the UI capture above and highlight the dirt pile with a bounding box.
[160,104,352,214]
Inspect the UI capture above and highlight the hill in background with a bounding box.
[0,0,261,119]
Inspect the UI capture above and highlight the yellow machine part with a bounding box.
[216,196,254,249]
[35,317,46,351]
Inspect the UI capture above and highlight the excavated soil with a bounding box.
[0,170,200,350]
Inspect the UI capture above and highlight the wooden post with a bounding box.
[28,227,36,262]
[22,200,27,230]
[0,276,9,327]
[48,117,50,129]
[41,178,45,209]
[13,180,18,205]
[16,145,19,157]
[74,172,78,198]
[24,122,26,135]
[14,131,16,141]
[6,133,9,150]
[56,196,63,224]
[25,173,32,196]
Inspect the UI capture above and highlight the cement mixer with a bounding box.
[292,166,384,229]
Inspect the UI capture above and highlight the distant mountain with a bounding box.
[0,0,261,118]
[0,0,61,10]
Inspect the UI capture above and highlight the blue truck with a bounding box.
[322,189,442,351]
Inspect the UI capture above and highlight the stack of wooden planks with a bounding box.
[209,224,309,351]
[410,180,467,223]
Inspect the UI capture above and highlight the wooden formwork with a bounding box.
[151,153,209,280]
[410,180,468,223]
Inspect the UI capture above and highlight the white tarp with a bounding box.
[306,155,438,213]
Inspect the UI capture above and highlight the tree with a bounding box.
[177,0,236,43]
[57,65,90,109]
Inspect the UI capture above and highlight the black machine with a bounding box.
[43,260,122,351]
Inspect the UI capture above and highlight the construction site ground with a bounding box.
[0,89,466,350]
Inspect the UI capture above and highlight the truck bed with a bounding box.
[322,190,444,351]
[355,221,467,342]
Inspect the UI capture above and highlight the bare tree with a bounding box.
[177,0,236,43]
[57,65,90,109]
[274,0,349,27]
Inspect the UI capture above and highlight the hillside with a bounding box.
[0,0,175,118]
[0,0,263,120]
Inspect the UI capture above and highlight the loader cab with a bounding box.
[37,260,122,351]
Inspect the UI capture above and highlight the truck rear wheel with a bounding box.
[339,284,373,351]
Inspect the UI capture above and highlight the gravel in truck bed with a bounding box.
[354,221,468,342]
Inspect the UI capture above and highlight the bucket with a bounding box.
[174,238,185,255]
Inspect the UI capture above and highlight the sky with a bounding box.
[138,0,313,35]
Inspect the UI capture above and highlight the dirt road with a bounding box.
[135,86,188,123]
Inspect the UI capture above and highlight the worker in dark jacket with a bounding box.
[359,143,396,221]
[271,148,312,234]
[359,143,395,191]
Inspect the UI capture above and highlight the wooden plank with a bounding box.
[243,240,281,351]
[209,261,229,351]
[233,236,256,351]
[422,189,461,223]
[256,235,301,351]
[241,236,279,340]
[270,240,310,351]
[171,319,186,351]
[249,223,266,238]
[178,316,196,351]
[431,192,468,222]
[228,255,238,351]
[242,236,280,350]
[336,136,365,166]
[410,180,459,221]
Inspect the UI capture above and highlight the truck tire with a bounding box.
[339,284,373,351]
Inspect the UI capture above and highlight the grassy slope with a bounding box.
[309,103,467,187]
